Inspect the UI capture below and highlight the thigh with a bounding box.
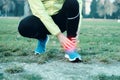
[52,11,67,33]
[18,15,50,39]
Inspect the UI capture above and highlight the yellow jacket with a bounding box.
[28,0,82,35]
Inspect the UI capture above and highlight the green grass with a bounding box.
[21,74,43,80]
[4,65,24,74]
[93,74,120,80]
[0,18,120,63]
[80,19,120,63]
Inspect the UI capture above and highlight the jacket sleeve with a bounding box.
[28,0,61,36]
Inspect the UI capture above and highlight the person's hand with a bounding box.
[56,33,75,51]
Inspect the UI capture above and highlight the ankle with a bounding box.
[68,37,77,48]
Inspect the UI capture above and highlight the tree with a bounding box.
[90,0,98,18]
[24,0,31,17]
[13,0,24,16]
[104,0,115,18]
[97,0,115,19]
[96,0,104,18]
[82,0,86,18]
[0,0,25,16]
[0,0,5,16]
[113,0,120,19]
[3,0,15,16]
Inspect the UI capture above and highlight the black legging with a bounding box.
[18,0,80,40]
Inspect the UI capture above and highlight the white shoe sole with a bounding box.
[65,54,82,62]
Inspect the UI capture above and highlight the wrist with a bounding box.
[56,32,62,38]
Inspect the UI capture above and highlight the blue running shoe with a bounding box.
[65,50,82,62]
[35,36,49,54]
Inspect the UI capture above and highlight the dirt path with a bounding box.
[0,61,120,80]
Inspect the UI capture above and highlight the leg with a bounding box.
[58,0,82,62]
[52,0,80,41]
[52,0,80,37]
[55,0,80,50]
[62,0,80,38]
[18,15,50,40]
[18,15,50,54]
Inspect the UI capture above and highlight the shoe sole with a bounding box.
[65,54,82,62]
[34,51,45,55]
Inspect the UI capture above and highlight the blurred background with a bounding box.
[0,0,119,19]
